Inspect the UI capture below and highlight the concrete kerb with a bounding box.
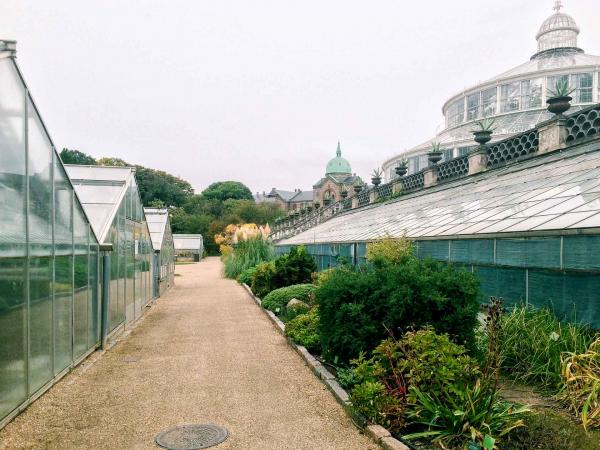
[240,282,411,450]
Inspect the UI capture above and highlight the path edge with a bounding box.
[240,283,412,450]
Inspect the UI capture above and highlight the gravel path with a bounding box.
[0,257,376,450]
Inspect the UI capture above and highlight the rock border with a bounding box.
[241,283,412,450]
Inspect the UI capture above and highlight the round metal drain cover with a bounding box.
[155,424,229,450]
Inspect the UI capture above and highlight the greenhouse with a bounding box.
[275,120,600,328]
[382,4,600,179]
[144,208,175,297]
[173,234,204,262]
[65,165,154,337]
[0,41,101,426]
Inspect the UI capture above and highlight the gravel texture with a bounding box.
[0,257,376,450]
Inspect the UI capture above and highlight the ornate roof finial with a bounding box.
[553,0,563,13]
[336,141,341,157]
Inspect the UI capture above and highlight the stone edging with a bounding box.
[241,283,412,450]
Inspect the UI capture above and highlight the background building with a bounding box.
[382,3,600,180]
[65,165,155,336]
[173,234,204,262]
[255,142,363,210]
[145,208,175,297]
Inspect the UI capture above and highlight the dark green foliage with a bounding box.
[271,246,317,289]
[238,266,258,286]
[59,148,97,165]
[317,258,480,363]
[261,284,316,315]
[134,166,193,207]
[285,309,321,353]
[250,262,277,299]
[202,181,253,202]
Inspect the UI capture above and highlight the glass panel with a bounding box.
[54,161,72,374]
[573,73,593,103]
[500,82,520,112]
[88,245,99,347]
[0,258,27,418]
[496,237,561,269]
[563,236,600,270]
[467,92,480,120]
[27,96,55,393]
[521,78,542,109]
[482,87,497,117]
[73,208,88,359]
[446,99,464,127]
[0,58,27,417]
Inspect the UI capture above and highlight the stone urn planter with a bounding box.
[473,130,493,145]
[546,95,572,116]
[353,184,363,194]
[427,151,443,165]
[306,205,313,213]
[314,202,320,210]
[395,164,408,177]
[323,198,332,206]
[371,176,381,186]
[340,190,348,199]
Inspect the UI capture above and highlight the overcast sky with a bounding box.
[2,0,600,195]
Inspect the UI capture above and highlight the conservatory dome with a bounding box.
[535,9,580,56]
[381,1,600,181]
[326,142,352,175]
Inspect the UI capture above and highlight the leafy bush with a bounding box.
[261,284,316,316]
[223,236,273,279]
[558,336,600,430]
[250,261,276,298]
[351,380,404,432]
[366,235,413,267]
[285,308,321,353]
[271,246,316,288]
[481,305,597,390]
[311,267,336,287]
[346,329,480,434]
[317,258,480,363]
[238,266,258,286]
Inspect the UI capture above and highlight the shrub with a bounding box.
[366,235,413,267]
[238,266,258,286]
[558,336,600,430]
[346,329,481,436]
[311,267,335,287]
[271,246,316,288]
[285,309,321,353]
[250,261,276,298]
[261,284,316,316]
[482,305,597,390]
[223,236,273,279]
[317,258,480,363]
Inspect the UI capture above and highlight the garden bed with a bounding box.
[241,282,413,450]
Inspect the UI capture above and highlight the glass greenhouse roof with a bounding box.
[144,208,169,251]
[173,234,203,251]
[65,165,135,242]
[280,141,600,246]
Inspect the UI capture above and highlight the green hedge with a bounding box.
[317,258,480,363]
[261,284,316,315]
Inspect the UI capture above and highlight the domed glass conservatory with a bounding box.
[382,2,600,179]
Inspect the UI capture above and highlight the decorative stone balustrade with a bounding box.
[270,104,600,242]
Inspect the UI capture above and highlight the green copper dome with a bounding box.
[325,142,352,175]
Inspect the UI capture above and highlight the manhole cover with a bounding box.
[155,424,229,450]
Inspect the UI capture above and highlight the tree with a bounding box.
[97,157,129,167]
[201,181,253,202]
[135,166,193,208]
[59,148,97,165]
